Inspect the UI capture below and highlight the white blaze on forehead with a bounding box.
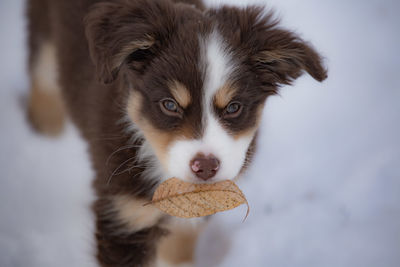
[165,30,254,182]
[203,30,235,103]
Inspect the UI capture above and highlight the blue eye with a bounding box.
[224,101,243,118]
[163,99,177,112]
[160,98,182,118]
[226,102,241,114]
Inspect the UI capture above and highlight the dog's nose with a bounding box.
[190,154,220,181]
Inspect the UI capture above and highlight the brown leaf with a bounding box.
[146,178,249,220]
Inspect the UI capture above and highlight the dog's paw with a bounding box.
[156,259,194,267]
[27,85,65,136]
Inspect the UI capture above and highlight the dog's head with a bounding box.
[85,0,327,184]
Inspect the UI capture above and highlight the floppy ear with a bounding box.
[211,6,327,88]
[252,30,328,86]
[84,0,175,84]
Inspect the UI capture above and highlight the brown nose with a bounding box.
[190,154,220,181]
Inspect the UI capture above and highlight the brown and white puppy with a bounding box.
[27,0,327,266]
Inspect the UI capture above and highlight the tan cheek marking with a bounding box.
[137,121,174,168]
[113,195,163,232]
[168,80,191,109]
[214,83,237,109]
[127,92,171,167]
[127,91,195,168]
[127,90,143,121]
[233,102,266,140]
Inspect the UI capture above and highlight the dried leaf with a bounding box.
[146,178,249,220]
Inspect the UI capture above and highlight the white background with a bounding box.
[1,0,399,266]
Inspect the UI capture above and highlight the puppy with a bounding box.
[27,0,327,266]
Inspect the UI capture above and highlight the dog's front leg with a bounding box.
[94,195,165,267]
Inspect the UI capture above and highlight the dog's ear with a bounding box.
[251,26,328,87]
[210,6,327,88]
[85,0,175,84]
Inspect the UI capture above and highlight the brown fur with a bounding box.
[27,0,327,266]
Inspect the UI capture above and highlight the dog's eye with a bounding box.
[163,100,177,111]
[224,102,242,118]
[160,98,182,118]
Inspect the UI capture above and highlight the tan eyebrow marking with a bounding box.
[214,83,238,108]
[168,80,191,109]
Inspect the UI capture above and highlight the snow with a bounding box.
[1,0,399,266]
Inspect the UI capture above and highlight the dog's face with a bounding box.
[85,0,327,183]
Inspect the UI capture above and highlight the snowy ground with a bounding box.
[1,0,399,266]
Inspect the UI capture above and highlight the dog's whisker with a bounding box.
[113,163,143,176]
[105,144,142,166]
[131,171,143,180]
[86,132,129,141]
[107,156,138,185]
[90,136,126,142]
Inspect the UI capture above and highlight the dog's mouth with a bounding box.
[172,172,241,185]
